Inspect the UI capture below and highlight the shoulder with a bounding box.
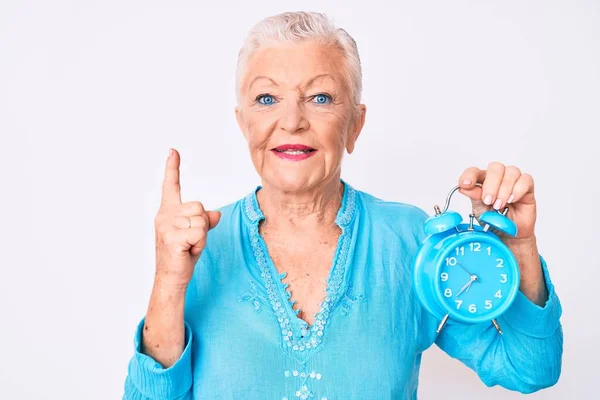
[357,188,429,224]
[355,187,430,242]
[358,189,429,221]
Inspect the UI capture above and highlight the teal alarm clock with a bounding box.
[413,184,521,335]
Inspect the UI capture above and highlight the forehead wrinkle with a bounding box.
[249,73,338,94]
[248,76,279,92]
[302,74,337,89]
[244,45,345,94]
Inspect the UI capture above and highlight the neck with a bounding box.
[256,178,344,232]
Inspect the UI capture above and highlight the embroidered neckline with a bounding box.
[242,180,357,361]
[243,180,356,227]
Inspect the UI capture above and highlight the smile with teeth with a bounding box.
[271,145,317,160]
[275,149,314,154]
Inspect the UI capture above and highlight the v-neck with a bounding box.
[242,180,358,362]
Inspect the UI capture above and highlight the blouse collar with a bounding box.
[242,180,357,228]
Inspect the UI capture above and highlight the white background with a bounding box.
[2,0,598,398]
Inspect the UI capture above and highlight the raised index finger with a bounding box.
[161,148,182,206]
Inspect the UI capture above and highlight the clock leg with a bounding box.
[491,319,503,335]
[436,314,450,334]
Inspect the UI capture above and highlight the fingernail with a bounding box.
[493,199,502,210]
[169,148,173,157]
[463,179,472,185]
[507,194,515,204]
[484,195,493,205]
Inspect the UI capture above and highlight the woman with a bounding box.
[123,11,562,399]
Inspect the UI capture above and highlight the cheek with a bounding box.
[246,114,275,150]
[312,110,351,152]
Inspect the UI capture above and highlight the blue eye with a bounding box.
[257,94,276,105]
[312,94,332,104]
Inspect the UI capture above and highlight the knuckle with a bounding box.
[464,166,478,175]
[488,161,505,172]
[189,201,205,214]
[521,173,534,185]
[505,165,521,176]
[521,172,533,180]
[459,167,478,184]
[197,216,208,229]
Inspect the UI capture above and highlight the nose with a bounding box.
[279,101,309,133]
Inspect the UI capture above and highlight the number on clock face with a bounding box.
[439,241,510,316]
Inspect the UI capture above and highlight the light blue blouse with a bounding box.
[123,181,563,399]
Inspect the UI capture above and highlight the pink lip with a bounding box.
[271,144,317,161]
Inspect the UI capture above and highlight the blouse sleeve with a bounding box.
[122,266,201,400]
[122,318,194,400]
[429,256,563,394]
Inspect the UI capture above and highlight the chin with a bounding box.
[264,169,319,193]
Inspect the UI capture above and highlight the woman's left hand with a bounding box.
[458,162,536,242]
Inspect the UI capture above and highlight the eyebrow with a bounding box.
[247,74,336,92]
[305,74,336,88]
[248,76,278,92]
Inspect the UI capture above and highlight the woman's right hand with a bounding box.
[154,148,221,288]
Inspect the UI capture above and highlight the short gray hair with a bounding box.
[235,11,363,106]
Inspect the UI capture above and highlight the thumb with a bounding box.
[459,185,482,203]
[459,186,487,209]
[459,186,488,216]
[206,211,221,230]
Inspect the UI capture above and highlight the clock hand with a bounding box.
[455,275,477,297]
[455,261,483,284]
[465,281,474,293]
[455,281,472,297]
[455,261,474,276]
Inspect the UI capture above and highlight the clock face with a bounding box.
[437,239,518,321]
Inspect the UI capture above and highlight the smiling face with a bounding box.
[235,40,366,194]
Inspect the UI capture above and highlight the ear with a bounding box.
[346,104,367,154]
[235,106,249,141]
